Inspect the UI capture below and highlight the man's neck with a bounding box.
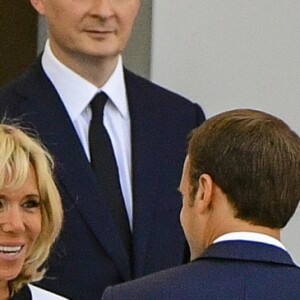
[50,42,119,88]
[203,217,281,253]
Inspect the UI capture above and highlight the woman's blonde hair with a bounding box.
[0,124,63,293]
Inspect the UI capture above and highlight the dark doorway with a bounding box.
[0,1,38,86]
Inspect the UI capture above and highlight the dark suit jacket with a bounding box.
[102,240,300,300]
[0,58,205,300]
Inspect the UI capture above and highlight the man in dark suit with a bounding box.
[0,0,205,299]
[102,109,300,300]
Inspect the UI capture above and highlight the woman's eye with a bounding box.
[23,199,41,209]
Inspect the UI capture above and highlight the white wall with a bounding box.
[151,0,300,264]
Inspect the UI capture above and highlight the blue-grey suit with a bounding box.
[102,240,300,300]
[0,59,205,299]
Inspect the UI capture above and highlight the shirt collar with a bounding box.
[101,57,128,119]
[41,40,128,122]
[213,231,287,251]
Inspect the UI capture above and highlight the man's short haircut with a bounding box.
[188,109,300,228]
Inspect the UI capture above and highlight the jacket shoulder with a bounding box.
[124,68,206,122]
[0,58,43,96]
[124,68,191,101]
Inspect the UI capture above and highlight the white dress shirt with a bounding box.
[41,40,133,228]
[28,284,69,299]
[213,231,287,251]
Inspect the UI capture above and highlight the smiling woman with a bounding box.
[0,124,66,300]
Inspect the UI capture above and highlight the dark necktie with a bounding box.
[89,92,131,256]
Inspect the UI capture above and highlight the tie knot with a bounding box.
[90,92,108,117]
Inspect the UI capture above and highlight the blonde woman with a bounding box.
[0,124,67,299]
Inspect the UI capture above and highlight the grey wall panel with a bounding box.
[151,0,300,264]
[123,1,152,79]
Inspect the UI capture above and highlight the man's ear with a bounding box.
[30,0,46,15]
[194,174,213,214]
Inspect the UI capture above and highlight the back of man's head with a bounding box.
[188,109,300,228]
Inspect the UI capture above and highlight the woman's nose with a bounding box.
[0,208,25,233]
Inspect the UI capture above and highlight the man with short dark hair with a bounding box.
[102,109,300,300]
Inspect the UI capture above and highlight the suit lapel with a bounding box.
[14,60,131,280]
[125,70,162,275]
[199,241,296,266]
